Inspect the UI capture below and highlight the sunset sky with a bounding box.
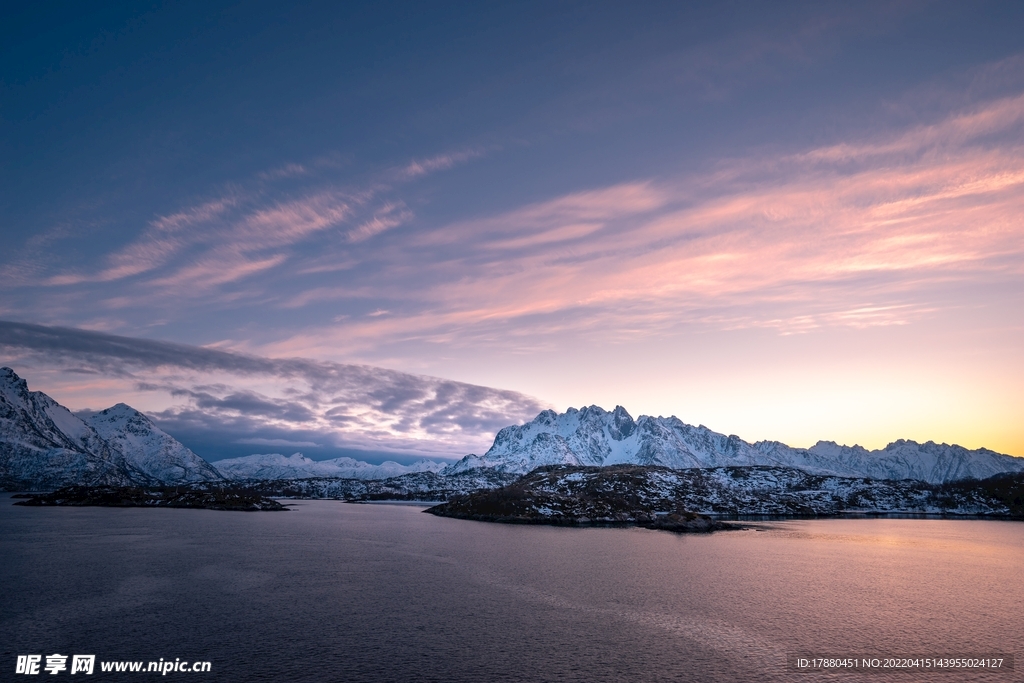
[2,1,1023,462]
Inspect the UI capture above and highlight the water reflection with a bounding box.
[2,497,1020,682]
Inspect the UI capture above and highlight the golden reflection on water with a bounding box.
[449,514,1023,681]
[747,518,1023,559]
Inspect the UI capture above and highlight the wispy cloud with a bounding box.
[397,149,487,180]
[798,92,1024,163]
[31,146,487,304]
[99,191,356,294]
[347,201,414,242]
[257,163,308,181]
[253,91,1024,356]
[10,85,1024,364]
[45,197,242,286]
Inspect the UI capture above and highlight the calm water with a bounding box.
[2,494,1022,682]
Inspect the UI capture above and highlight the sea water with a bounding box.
[2,495,1021,682]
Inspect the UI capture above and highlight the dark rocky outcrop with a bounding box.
[425,465,734,532]
[425,464,1024,530]
[241,468,519,501]
[13,485,287,511]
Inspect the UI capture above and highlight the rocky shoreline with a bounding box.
[11,464,1023,523]
[12,485,288,511]
[422,464,1024,531]
[426,503,735,532]
[424,466,740,532]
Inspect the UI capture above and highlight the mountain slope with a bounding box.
[86,404,223,483]
[443,405,1024,484]
[0,368,145,490]
[1,367,225,490]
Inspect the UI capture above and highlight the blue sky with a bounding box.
[3,1,1024,462]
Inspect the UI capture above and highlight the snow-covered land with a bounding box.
[428,464,1023,520]
[240,468,520,501]
[214,452,446,481]
[6,364,1024,506]
[443,405,1024,484]
[1,368,147,490]
[86,403,223,483]
[0,368,220,490]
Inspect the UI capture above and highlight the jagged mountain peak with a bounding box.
[0,367,32,401]
[610,405,636,439]
[1,366,26,383]
[87,403,150,429]
[86,403,222,484]
[97,402,140,415]
[0,368,221,489]
[445,405,1024,484]
[1,366,22,378]
[1,367,144,490]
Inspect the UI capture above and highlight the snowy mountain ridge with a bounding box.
[443,405,1024,484]
[86,403,223,483]
[6,366,1023,491]
[215,452,446,481]
[0,367,219,490]
[1,367,150,490]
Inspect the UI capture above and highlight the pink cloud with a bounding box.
[347,202,413,242]
[44,191,358,301]
[265,93,1024,354]
[39,146,484,297]
[398,149,486,179]
[146,254,289,292]
[258,163,308,181]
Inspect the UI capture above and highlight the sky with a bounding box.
[2,0,1023,463]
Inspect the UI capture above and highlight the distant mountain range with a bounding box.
[214,452,445,480]
[3,367,1023,492]
[444,405,1024,484]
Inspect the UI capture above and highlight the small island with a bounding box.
[425,465,736,532]
[424,464,1024,532]
[13,485,288,511]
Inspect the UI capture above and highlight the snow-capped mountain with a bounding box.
[86,403,223,483]
[7,362,1022,492]
[0,367,222,490]
[443,405,1024,484]
[0,367,147,490]
[214,452,447,481]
